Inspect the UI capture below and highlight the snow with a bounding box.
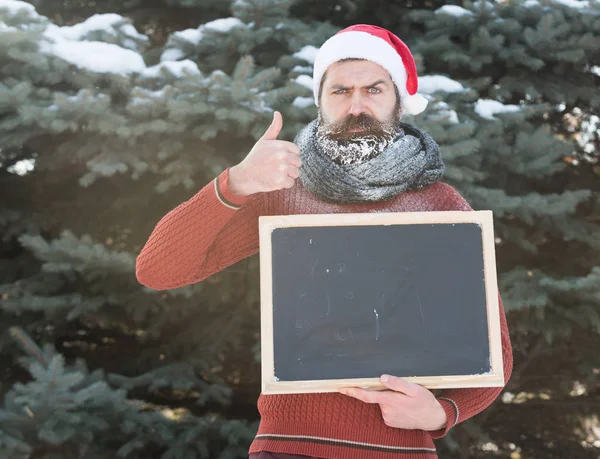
[419,75,466,94]
[44,14,147,46]
[553,0,589,8]
[295,75,313,90]
[475,99,521,120]
[121,23,147,41]
[173,28,203,45]
[1,3,146,75]
[472,0,495,10]
[435,5,474,16]
[433,102,459,124]
[525,0,598,14]
[159,17,246,63]
[293,45,319,64]
[292,65,313,73]
[0,22,17,32]
[0,0,39,17]
[32,11,148,74]
[204,17,244,32]
[141,59,201,79]
[292,96,314,108]
[122,38,136,49]
[240,98,272,113]
[160,48,185,62]
[160,25,224,62]
[52,13,121,40]
[129,87,168,106]
[211,69,227,78]
[442,110,460,124]
[41,38,146,74]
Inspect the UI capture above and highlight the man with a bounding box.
[136,24,513,459]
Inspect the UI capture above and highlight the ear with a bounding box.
[318,71,328,105]
[393,84,403,118]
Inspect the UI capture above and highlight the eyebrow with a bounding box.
[330,79,388,90]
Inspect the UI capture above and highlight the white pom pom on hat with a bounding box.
[312,24,428,116]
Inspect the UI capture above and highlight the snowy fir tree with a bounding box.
[1,0,599,457]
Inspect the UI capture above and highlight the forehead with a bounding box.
[323,60,393,86]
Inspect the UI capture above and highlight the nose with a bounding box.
[347,92,367,117]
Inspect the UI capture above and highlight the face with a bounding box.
[318,59,401,141]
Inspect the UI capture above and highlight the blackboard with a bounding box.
[258,211,503,394]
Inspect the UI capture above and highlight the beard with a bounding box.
[316,110,402,165]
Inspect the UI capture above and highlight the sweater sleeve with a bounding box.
[426,183,514,439]
[135,168,262,290]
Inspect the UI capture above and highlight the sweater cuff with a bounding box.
[214,168,249,210]
[427,397,459,439]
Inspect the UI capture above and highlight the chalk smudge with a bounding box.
[310,255,319,281]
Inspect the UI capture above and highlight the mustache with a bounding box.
[323,114,394,140]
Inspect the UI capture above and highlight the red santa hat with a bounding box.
[312,24,428,115]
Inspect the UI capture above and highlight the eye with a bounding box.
[333,89,347,95]
[368,87,381,94]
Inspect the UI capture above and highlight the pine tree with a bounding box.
[1,0,316,456]
[1,0,599,458]
[399,0,600,455]
[407,0,600,332]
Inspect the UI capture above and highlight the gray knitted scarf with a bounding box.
[295,119,445,203]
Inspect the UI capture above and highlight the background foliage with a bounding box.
[1,0,599,457]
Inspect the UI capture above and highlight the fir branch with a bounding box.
[247,68,281,90]
[478,335,546,425]
[9,327,48,367]
[233,55,254,82]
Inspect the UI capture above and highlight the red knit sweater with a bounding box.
[136,168,513,459]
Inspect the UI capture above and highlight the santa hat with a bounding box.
[312,24,428,115]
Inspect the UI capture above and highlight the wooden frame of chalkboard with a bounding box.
[258,211,503,395]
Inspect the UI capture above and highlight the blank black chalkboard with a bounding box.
[259,211,503,394]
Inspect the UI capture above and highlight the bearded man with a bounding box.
[136,24,513,459]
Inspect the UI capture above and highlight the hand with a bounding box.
[340,375,447,431]
[229,111,301,196]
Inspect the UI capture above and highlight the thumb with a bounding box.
[260,111,282,141]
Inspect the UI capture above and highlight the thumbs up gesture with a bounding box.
[228,111,302,196]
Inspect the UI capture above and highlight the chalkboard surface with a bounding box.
[259,211,503,394]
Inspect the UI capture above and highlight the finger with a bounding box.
[282,177,295,189]
[287,143,301,155]
[286,153,302,168]
[272,140,300,155]
[380,375,420,397]
[287,165,299,179]
[260,111,283,141]
[339,388,383,404]
[275,151,301,167]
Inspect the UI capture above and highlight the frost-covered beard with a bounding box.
[316,110,402,165]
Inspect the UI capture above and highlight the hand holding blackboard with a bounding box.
[339,374,447,431]
[259,210,504,394]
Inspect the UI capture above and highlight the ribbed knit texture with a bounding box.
[296,120,445,203]
[136,168,513,459]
